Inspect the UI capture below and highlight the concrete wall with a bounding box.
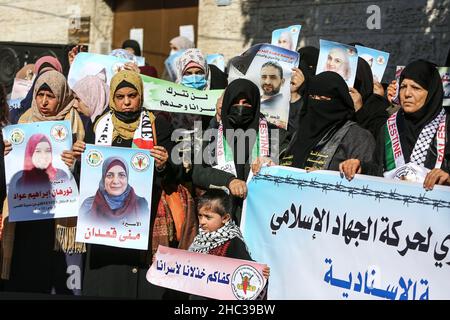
[198,0,450,81]
[1,0,448,80]
[0,0,114,53]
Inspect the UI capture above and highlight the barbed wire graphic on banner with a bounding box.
[252,174,450,210]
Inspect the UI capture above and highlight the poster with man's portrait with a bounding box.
[76,144,154,250]
[243,44,299,129]
[3,120,79,222]
[355,45,390,83]
[271,25,302,52]
[67,52,130,89]
[316,39,359,87]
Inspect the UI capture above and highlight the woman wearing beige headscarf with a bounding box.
[18,71,85,141]
[2,70,85,294]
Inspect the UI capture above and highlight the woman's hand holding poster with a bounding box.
[75,144,154,250]
[3,120,79,221]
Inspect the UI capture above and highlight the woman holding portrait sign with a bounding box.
[2,70,85,294]
[74,70,195,299]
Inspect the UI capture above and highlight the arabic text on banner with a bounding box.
[241,166,450,300]
[142,75,223,117]
[147,245,267,300]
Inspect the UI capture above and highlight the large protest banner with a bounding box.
[241,166,450,300]
[147,245,268,300]
[3,120,79,221]
[141,75,223,116]
[76,144,154,250]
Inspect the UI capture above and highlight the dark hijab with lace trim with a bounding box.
[292,71,355,168]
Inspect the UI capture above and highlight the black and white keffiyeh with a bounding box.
[410,109,446,166]
[188,221,245,254]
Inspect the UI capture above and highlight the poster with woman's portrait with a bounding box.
[67,52,130,89]
[76,144,154,250]
[244,44,299,129]
[355,45,390,83]
[3,120,79,222]
[316,39,359,87]
[271,25,302,52]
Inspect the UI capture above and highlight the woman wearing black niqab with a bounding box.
[193,79,287,224]
[285,71,375,171]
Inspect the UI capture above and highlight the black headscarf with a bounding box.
[353,57,390,137]
[297,46,319,74]
[220,79,261,180]
[348,42,365,47]
[122,39,141,56]
[292,72,355,168]
[354,57,374,102]
[397,59,445,161]
[221,79,261,132]
[208,64,228,89]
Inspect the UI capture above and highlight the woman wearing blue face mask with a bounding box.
[176,48,209,90]
[169,49,210,132]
